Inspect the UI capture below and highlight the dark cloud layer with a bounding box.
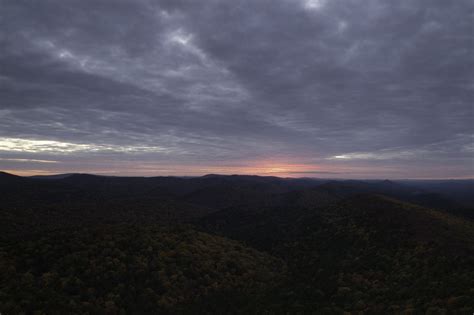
[0,0,473,178]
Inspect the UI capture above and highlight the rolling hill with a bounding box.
[0,225,285,314]
[0,171,473,313]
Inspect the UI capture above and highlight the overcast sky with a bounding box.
[1,0,473,178]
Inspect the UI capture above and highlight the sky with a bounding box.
[0,0,473,178]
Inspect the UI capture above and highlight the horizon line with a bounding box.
[2,170,473,181]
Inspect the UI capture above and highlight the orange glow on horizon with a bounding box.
[4,159,472,179]
[2,160,336,178]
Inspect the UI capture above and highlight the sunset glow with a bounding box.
[1,0,472,179]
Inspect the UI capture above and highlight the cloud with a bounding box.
[0,158,58,164]
[0,137,171,154]
[329,149,427,161]
[0,0,472,178]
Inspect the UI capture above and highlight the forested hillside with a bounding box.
[0,172,473,313]
[0,225,284,314]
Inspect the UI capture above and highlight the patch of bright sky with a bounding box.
[330,149,426,161]
[303,0,326,10]
[0,158,58,164]
[0,137,171,154]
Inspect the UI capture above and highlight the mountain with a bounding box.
[29,173,76,179]
[0,225,285,314]
[274,194,474,313]
[334,194,474,248]
[400,180,474,207]
[0,171,23,179]
[1,171,473,312]
[198,191,474,313]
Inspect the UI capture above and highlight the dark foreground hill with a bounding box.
[199,194,474,313]
[285,195,474,311]
[0,171,473,313]
[0,225,285,314]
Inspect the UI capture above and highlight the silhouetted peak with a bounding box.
[0,171,22,181]
[67,173,100,179]
[201,174,225,178]
[30,173,76,180]
[0,171,18,177]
